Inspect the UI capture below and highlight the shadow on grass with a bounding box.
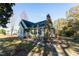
[0,37,18,56]
[42,42,58,56]
[0,37,36,56]
[13,41,36,56]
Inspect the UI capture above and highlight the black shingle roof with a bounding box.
[22,20,35,27]
[20,19,47,29]
[35,20,47,27]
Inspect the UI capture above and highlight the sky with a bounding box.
[8,3,78,28]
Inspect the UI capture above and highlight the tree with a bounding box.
[0,3,15,28]
[54,18,67,35]
[10,14,15,35]
[66,5,79,19]
[20,10,28,20]
[66,5,79,36]
[44,14,53,42]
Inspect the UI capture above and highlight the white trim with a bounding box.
[21,20,27,29]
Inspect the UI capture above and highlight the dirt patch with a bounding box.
[0,34,17,38]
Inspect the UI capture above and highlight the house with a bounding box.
[17,14,55,40]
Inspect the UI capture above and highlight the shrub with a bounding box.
[0,29,6,35]
[64,27,75,37]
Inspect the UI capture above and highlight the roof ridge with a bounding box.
[22,19,47,24]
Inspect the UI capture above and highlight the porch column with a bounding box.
[36,25,39,38]
[41,27,44,37]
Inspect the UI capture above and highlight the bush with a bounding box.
[64,27,75,37]
[0,29,6,35]
[64,30,74,37]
